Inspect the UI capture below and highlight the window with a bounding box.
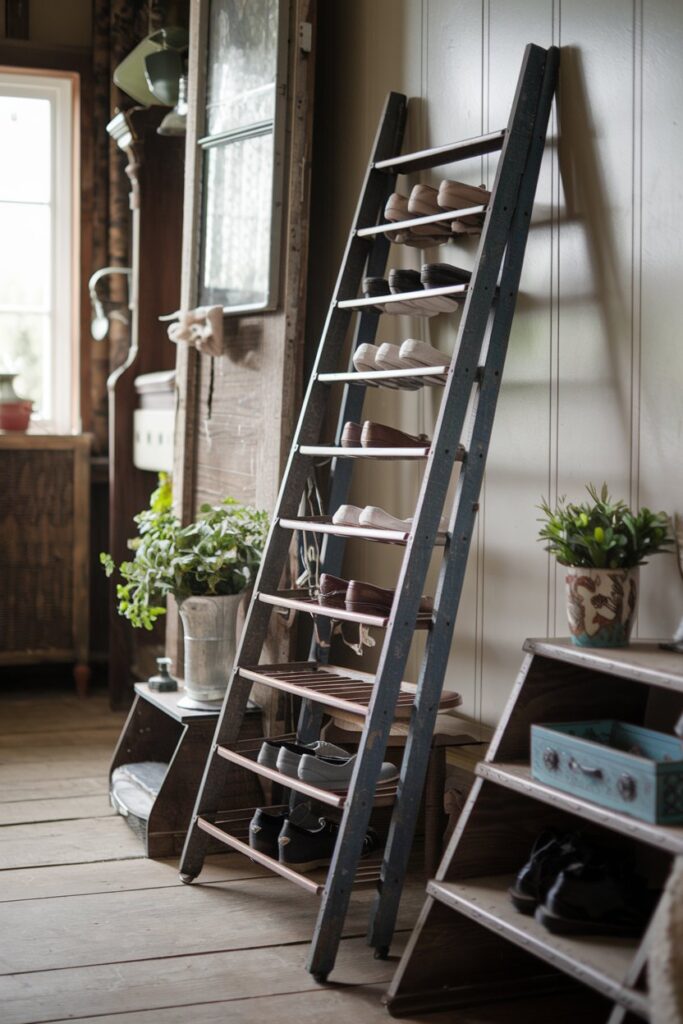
[197,0,288,313]
[0,70,78,432]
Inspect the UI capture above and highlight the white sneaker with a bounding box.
[359,506,412,532]
[359,505,449,533]
[352,343,381,372]
[352,343,399,388]
[332,504,363,527]
[375,343,421,389]
[398,338,449,385]
[399,339,450,368]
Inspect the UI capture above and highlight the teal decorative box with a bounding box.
[531,720,683,824]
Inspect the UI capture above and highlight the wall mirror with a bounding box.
[197,0,289,313]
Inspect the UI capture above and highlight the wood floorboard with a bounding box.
[0,816,144,870]
[0,793,114,825]
[0,875,425,974]
[0,935,408,1024]
[0,756,113,784]
[0,852,268,902]
[0,688,440,1023]
[24,984,603,1024]
[0,775,108,804]
[0,694,125,735]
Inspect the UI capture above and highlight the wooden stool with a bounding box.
[324,706,489,874]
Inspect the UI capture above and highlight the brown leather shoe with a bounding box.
[346,580,434,616]
[341,421,362,447]
[360,421,431,449]
[319,573,349,608]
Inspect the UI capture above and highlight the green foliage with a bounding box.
[100,475,269,630]
[537,483,672,569]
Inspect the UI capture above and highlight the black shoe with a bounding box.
[362,276,389,312]
[278,817,380,873]
[420,262,471,288]
[249,807,288,857]
[248,802,321,859]
[508,830,585,914]
[536,860,655,938]
[388,268,423,293]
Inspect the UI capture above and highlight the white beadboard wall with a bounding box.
[308,0,683,726]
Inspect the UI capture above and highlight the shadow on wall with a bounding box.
[558,46,632,442]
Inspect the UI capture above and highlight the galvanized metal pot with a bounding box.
[178,593,244,701]
[565,566,639,647]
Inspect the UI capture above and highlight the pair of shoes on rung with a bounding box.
[257,736,399,791]
[248,802,381,872]
[332,503,448,535]
[353,338,449,386]
[384,179,490,246]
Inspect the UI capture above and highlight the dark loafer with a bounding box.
[508,829,584,915]
[360,421,431,449]
[420,263,472,289]
[536,860,656,937]
[319,573,349,608]
[341,421,362,447]
[388,268,423,293]
[346,579,433,616]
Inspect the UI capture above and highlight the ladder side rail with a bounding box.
[179,92,407,880]
[305,43,550,980]
[367,45,560,953]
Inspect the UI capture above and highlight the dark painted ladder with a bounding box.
[179,42,559,984]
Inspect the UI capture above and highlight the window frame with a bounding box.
[0,68,78,433]
[195,0,290,316]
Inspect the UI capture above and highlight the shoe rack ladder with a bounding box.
[179,42,559,983]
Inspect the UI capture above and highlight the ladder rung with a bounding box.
[357,205,486,238]
[278,515,448,547]
[238,662,462,718]
[257,590,433,630]
[299,445,430,461]
[318,364,448,388]
[215,742,399,809]
[197,815,323,894]
[374,129,506,173]
[337,284,468,314]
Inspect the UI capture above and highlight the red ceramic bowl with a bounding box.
[0,400,32,431]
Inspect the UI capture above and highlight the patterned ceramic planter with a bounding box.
[178,593,244,701]
[565,566,639,648]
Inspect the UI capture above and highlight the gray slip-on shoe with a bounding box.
[297,752,399,791]
[276,740,350,780]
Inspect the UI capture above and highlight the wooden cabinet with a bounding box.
[0,433,91,695]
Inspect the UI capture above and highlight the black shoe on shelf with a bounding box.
[248,802,321,859]
[278,817,381,873]
[536,859,656,938]
[388,268,423,293]
[508,829,586,915]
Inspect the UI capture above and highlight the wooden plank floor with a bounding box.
[0,684,600,1024]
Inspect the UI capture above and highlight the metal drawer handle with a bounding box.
[567,756,603,780]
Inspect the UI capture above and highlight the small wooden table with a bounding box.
[110,683,264,857]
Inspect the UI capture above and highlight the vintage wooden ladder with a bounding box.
[179,42,559,983]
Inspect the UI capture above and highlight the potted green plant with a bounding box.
[102,476,269,700]
[538,484,672,647]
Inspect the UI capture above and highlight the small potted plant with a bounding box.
[538,484,672,647]
[102,475,269,700]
